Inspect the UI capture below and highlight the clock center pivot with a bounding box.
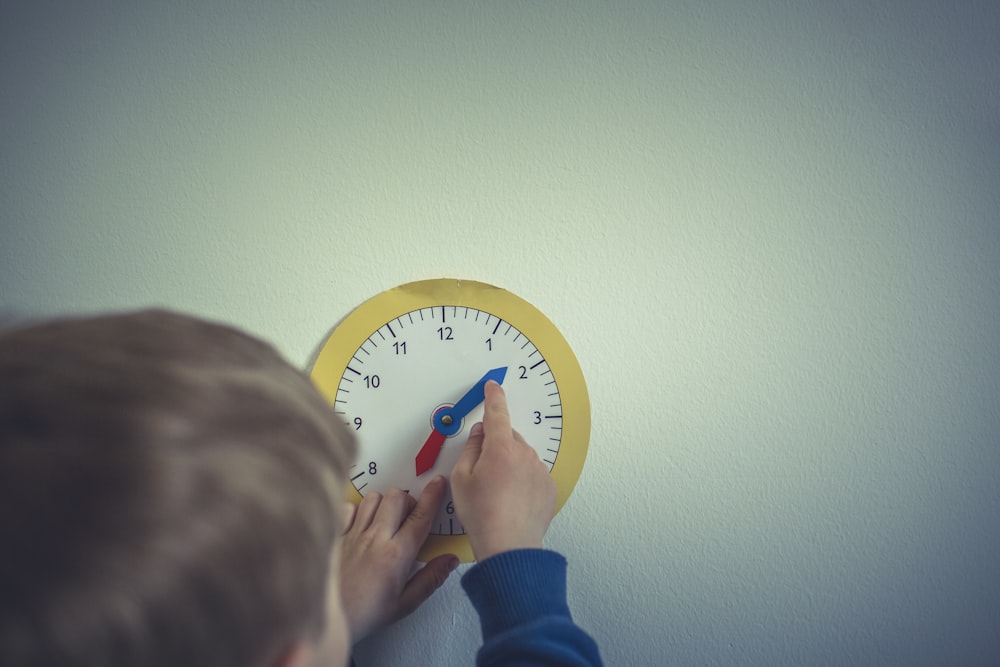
[431,404,463,437]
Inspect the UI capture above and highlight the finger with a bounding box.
[371,488,412,535]
[353,491,383,532]
[483,380,513,443]
[341,502,358,535]
[402,489,418,514]
[395,554,460,620]
[452,421,485,476]
[398,475,447,546]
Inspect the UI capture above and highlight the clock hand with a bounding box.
[415,429,447,477]
[415,366,508,476]
[449,366,508,422]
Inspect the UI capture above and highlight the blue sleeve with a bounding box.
[461,549,603,667]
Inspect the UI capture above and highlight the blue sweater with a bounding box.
[461,549,603,666]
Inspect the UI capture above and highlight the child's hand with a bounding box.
[338,477,459,643]
[450,381,557,561]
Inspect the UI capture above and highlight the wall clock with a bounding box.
[310,278,590,562]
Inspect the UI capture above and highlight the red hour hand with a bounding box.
[415,429,447,477]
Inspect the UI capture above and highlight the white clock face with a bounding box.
[332,305,563,536]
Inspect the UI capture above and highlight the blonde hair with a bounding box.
[0,310,356,667]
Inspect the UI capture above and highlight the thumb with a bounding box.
[452,421,485,475]
[395,554,460,620]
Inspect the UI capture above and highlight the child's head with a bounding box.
[0,310,357,667]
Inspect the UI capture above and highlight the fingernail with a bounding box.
[431,474,446,486]
[447,556,460,571]
[470,422,484,436]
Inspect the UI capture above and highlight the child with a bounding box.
[0,310,601,666]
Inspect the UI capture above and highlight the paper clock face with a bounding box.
[310,279,590,562]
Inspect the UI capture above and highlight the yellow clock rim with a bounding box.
[309,278,591,562]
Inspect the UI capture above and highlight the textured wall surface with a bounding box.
[2,2,999,665]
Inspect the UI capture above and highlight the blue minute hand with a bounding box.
[448,366,508,422]
[416,366,508,476]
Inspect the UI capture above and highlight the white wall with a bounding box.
[2,2,998,665]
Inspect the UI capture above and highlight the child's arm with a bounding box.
[451,381,603,665]
[462,549,603,666]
